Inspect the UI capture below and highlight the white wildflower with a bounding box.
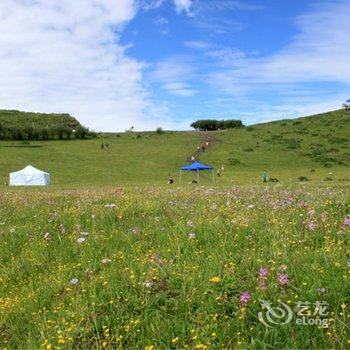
[104,203,117,208]
[188,232,196,239]
[142,280,153,288]
[101,258,112,265]
[77,237,86,244]
[70,278,79,286]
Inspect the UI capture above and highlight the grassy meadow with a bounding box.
[0,187,349,348]
[1,109,350,189]
[0,132,202,188]
[0,109,350,349]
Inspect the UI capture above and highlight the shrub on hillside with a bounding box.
[298,176,309,182]
[0,124,91,141]
[283,138,301,149]
[227,157,242,166]
[191,119,244,131]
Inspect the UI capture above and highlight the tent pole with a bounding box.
[197,169,199,183]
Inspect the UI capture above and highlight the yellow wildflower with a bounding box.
[171,337,179,344]
[210,276,221,283]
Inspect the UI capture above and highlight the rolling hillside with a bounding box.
[200,109,350,185]
[0,109,349,188]
[0,110,81,129]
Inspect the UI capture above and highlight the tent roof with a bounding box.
[346,99,350,103]
[180,161,213,171]
[11,165,49,175]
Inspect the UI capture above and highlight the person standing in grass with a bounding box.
[168,176,174,184]
[261,170,268,183]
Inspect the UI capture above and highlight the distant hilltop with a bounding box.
[0,110,94,140]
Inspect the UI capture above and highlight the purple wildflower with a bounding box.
[278,273,289,286]
[342,216,350,227]
[259,267,268,278]
[239,291,251,305]
[258,267,268,290]
[307,220,317,231]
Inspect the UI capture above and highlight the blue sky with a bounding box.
[0,0,349,131]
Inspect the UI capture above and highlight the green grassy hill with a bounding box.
[200,109,350,185]
[0,110,81,129]
[0,109,349,188]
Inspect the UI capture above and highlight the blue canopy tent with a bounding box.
[180,161,214,183]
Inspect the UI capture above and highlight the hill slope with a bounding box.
[200,109,350,185]
[0,110,81,129]
[0,109,349,188]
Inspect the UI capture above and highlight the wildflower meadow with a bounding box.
[0,186,349,349]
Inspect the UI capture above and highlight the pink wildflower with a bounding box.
[259,267,268,277]
[342,216,350,227]
[259,278,267,290]
[239,291,251,305]
[307,220,317,231]
[278,273,289,286]
[258,267,268,290]
[308,209,316,217]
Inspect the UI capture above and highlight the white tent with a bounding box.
[9,165,51,186]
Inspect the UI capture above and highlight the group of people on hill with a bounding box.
[189,137,212,162]
[167,135,272,185]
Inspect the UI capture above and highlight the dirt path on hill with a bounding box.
[185,132,218,162]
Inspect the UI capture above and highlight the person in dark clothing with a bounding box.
[168,176,174,184]
[101,143,104,149]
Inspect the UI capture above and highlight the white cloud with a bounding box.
[150,58,197,96]
[0,0,176,131]
[206,0,350,122]
[206,47,246,62]
[183,40,212,49]
[209,1,350,88]
[173,0,192,15]
[141,0,164,11]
